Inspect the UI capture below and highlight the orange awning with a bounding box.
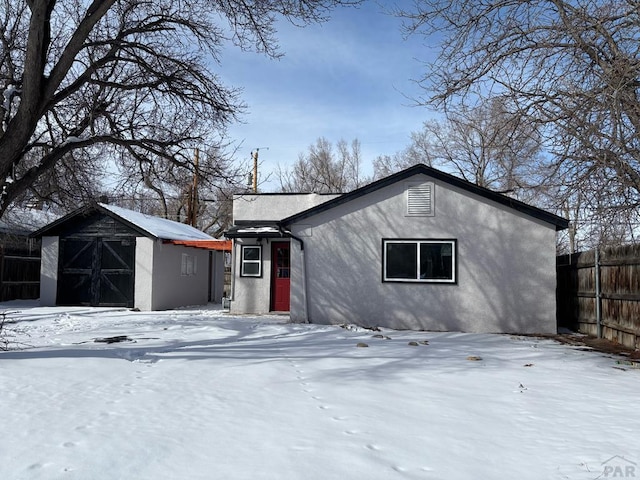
[164,239,232,251]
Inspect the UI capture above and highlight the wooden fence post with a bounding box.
[595,248,602,339]
[558,244,640,349]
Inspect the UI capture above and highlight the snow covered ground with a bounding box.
[1,302,639,480]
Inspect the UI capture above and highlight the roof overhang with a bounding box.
[224,221,286,239]
[163,239,232,251]
[279,164,569,231]
[31,202,217,240]
[31,203,151,239]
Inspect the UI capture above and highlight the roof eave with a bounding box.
[164,239,232,251]
[30,203,149,238]
[224,220,287,239]
[279,164,570,231]
[225,230,287,239]
[32,203,159,239]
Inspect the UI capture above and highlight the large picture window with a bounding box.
[241,245,262,277]
[383,239,456,283]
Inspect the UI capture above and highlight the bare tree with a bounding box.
[9,144,106,211]
[0,0,358,218]
[396,0,640,245]
[107,141,251,235]
[552,158,640,251]
[426,98,543,198]
[277,137,369,192]
[372,128,438,179]
[374,97,544,200]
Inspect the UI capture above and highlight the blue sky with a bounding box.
[219,2,437,190]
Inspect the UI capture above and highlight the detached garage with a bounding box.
[33,203,229,310]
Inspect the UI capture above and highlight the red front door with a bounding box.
[271,242,290,311]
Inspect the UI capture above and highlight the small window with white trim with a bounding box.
[383,239,456,283]
[406,182,434,216]
[181,253,197,276]
[241,245,262,277]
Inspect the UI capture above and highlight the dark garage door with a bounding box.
[58,237,135,307]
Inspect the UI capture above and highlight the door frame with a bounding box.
[270,241,291,311]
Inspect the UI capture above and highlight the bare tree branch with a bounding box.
[0,0,360,218]
[277,137,369,193]
[398,0,640,246]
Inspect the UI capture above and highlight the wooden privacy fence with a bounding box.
[557,244,640,349]
[0,236,40,302]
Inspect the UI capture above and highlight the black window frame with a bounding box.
[240,245,262,278]
[382,238,457,284]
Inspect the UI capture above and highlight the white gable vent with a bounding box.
[406,182,434,216]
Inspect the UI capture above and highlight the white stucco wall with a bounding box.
[229,194,337,313]
[288,173,558,334]
[233,193,339,221]
[39,236,59,306]
[134,237,154,311]
[135,238,210,311]
[230,238,274,314]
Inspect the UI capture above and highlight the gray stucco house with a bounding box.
[226,164,569,333]
[33,203,230,310]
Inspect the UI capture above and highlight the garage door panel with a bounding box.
[62,239,94,269]
[58,237,135,307]
[99,239,135,307]
[99,272,134,306]
[57,272,92,305]
[101,239,135,269]
[58,239,94,306]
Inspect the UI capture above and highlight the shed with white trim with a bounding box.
[33,203,229,310]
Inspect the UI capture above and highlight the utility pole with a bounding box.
[250,147,268,193]
[187,148,199,227]
[192,148,199,227]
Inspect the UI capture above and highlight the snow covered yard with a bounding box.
[1,303,639,480]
